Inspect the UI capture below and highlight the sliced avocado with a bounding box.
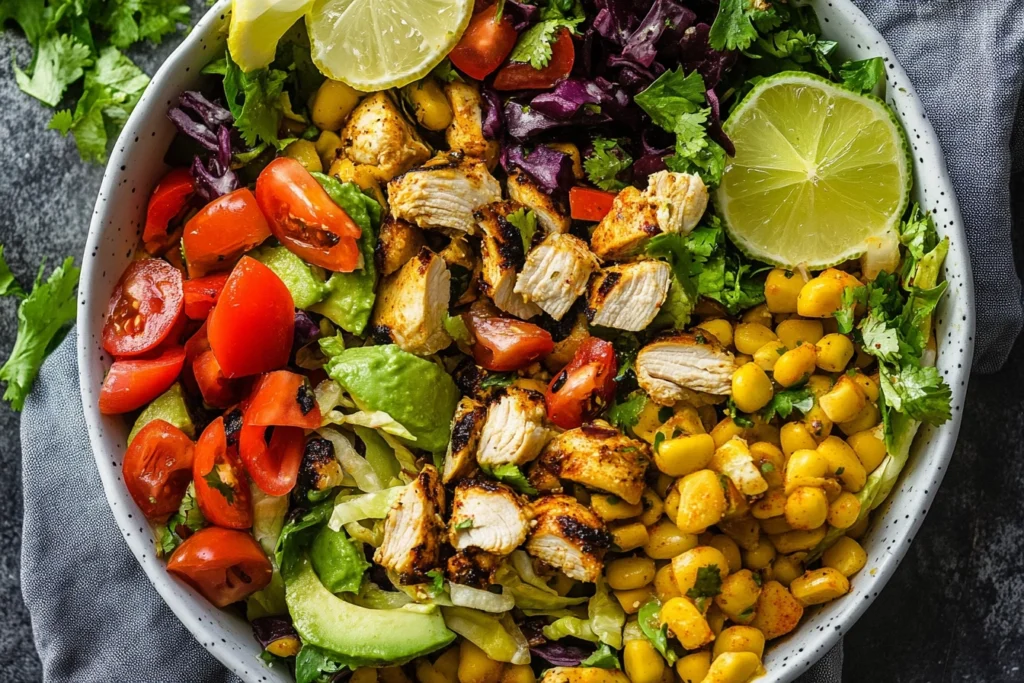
[309,526,369,594]
[250,245,327,309]
[285,555,455,664]
[128,383,194,443]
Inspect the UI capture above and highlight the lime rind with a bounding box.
[715,71,912,270]
[305,0,473,92]
[228,0,315,72]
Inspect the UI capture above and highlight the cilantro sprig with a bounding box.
[584,138,633,192]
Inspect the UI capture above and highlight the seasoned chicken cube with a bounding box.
[449,480,531,555]
[445,81,500,166]
[585,260,671,331]
[340,92,430,181]
[477,387,550,468]
[389,153,502,234]
[443,397,486,484]
[711,437,768,497]
[635,333,738,406]
[375,216,426,277]
[530,424,650,505]
[370,247,452,355]
[589,172,708,260]
[514,234,600,321]
[477,201,542,319]
[526,494,611,583]
[506,169,571,235]
[447,548,503,588]
[374,465,445,584]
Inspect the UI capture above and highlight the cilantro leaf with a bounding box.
[762,387,814,422]
[580,644,621,670]
[454,519,474,530]
[485,464,538,495]
[879,365,952,425]
[634,68,707,132]
[840,57,886,94]
[155,482,206,557]
[508,1,584,69]
[834,285,866,334]
[664,112,728,188]
[0,256,79,410]
[426,569,445,596]
[443,313,473,345]
[14,32,93,107]
[99,0,191,49]
[709,0,775,52]
[0,247,25,298]
[584,138,633,192]
[637,600,677,665]
[479,372,516,390]
[203,466,236,504]
[898,203,939,281]
[607,391,648,430]
[859,314,901,364]
[217,51,287,149]
[685,565,723,600]
[431,58,461,83]
[506,207,538,253]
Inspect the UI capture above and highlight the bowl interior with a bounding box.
[76,1,975,681]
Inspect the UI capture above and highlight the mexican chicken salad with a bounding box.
[94,1,953,682]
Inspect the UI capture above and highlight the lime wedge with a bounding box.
[715,72,911,270]
[229,0,315,72]
[305,0,473,91]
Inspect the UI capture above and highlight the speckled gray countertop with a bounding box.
[1,5,1023,682]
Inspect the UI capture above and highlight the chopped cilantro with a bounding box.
[653,431,665,454]
[637,600,677,665]
[760,462,775,474]
[507,1,585,69]
[207,51,288,149]
[709,0,776,52]
[761,388,815,422]
[580,644,621,670]
[840,57,886,94]
[485,464,538,495]
[480,372,516,390]
[203,466,236,504]
[505,207,538,253]
[686,565,723,600]
[454,518,474,530]
[725,398,755,428]
[835,466,845,476]
[584,138,633,192]
[426,569,445,596]
[607,391,649,430]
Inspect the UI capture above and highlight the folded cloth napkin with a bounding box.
[19,1,1024,682]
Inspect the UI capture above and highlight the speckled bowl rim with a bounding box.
[76,1,975,681]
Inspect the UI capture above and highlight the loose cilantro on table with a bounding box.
[584,138,633,192]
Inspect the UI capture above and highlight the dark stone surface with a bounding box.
[0,7,1022,683]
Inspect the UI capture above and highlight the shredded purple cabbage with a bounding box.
[632,128,674,182]
[505,0,539,32]
[620,0,696,68]
[530,639,597,667]
[293,310,322,352]
[250,616,298,650]
[480,87,504,140]
[678,22,737,89]
[179,90,233,128]
[705,87,735,155]
[502,144,576,197]
[592,0,637,46]
[169,91,240,202]
[530,78,609,119]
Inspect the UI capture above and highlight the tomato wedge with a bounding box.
[122,419,195,520]
[465,314,555,371]
[569,186,617,222]
[193,417,252,529]
[102,259,184,357]
[448,3,517,80]
[246,370,321,429]
[208,257,295,378]
[493,28,575,91]
[183,273,229,320]
[182,188,271,278]
[239,424,305,496]
[193,349,244,409]
[167,527,272,607]
[544,337,617,429]
[255,158,361,272]
[99,347,186,414]
[143,168,194,253]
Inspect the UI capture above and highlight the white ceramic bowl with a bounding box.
[77,1,976,680]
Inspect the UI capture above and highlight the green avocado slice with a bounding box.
[284,555,455,664]
[128,383,194,444]
[249,245,327,309]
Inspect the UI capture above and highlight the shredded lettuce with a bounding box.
[251,483,290,557]
[543,617,600,643]
[493,562,588,612]
[589,577,625,649]
[353,426,403,488]
[324,409,417,441]
[328,487,405,532]
[449,583,516,613]
[319,428,384,493]
[441,607,531,665]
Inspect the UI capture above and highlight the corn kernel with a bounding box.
[731,362,775,413]
[283,139,323,173]
[713,625,766,660]
[849,371,880,402]
[827,492,862,529]
[702,651,761,683]
[639,489,665,527]
[741,303,774,328]
[752,488,787,519]
[847,426,887,472]
[615,585,657,615]
[661,597,714,649]
[435,648,461,683]
[815,333,854,372]
[837,402,881,435]
[717,517,761,551]
[753,340,788,373]
[714,569,761,623]
[817,436,867,492]
[785,449,829,494]
[592,493,644,522]
[773,343,818,387]
[749,441,785,488]
[654,563,682,601]
[784,486,829,530]
[797,276,848,318]
[759,515,793,536]
[765,269,809,313]
[819,376,867,423]
[734,323,779,355]
[676,651,711,683]
[697,318,734,348]
[673,470,728,534]
[458,640,504,683]
[314,130,343,169]
[802,404,834,441]
[355,669,380,683]
[822,536,868,577]
[741,538,776,570]
[624,638,666,683]
[710,417,748,449]
[311,79,363,131]
[611,522,651,552]
[499,666,534,683]
[776,319,825,349]
[607,556,657,590]
[750,581,803,640]
[770,554,804,587]
[656,433,716,477]
[780,422,819,457]
[847,513,870,539]
[644,518,699,560]
[708,535,743,574]
[672,546,731,596]
[769,526,827,554]
[789,567,850,605]
[403,78,454,131]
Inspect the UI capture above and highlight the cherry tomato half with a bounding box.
[255,158,361,272]
[99,347,186,415]
[449,3,518,80]
[166,526,272,607]
[208,257,295,378]
[239,424,306,496]
[493,28,575,91]
[569,186,617,222]
[122,419,195,520]
[102,259,184,357]
[182,188,271,278]
[193,417,252,529]
[544,337,617,429]
[465,314,555,372]
[246,370,321,429]
[143,168,194,253]
[183,273,229,320]
[193,349,245,409]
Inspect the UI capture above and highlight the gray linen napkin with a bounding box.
[18,1,1024,682]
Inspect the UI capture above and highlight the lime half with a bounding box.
[715,72,911,269]
[229,0,315,72]
[306,0,473,91]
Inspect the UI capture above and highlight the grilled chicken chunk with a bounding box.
[477,201,542,319]
[449,479,531,555]
[374,465,445,584]
[635,333,738,406]
[526,494,611,583]
[443,397,487,484]
[514,234,600,321]
[340,93,431,181]
[370,247,451,355]
[506,169,571,235]
[477,387,550,468]
[585,260,671,331]
[376,216,426,277]
[389,153,502,234]
[712,437,768,497]
[445,81,500,166]
[447,549,503,588]
[530,424,650,505]
[590,172,708,260]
